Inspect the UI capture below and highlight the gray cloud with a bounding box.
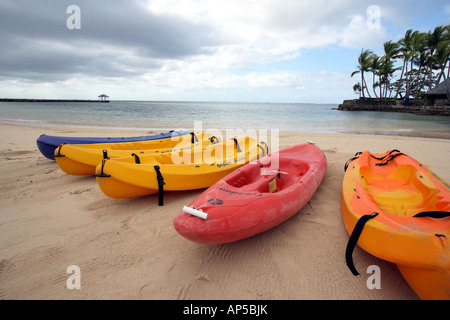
[0,0,220,81]
[0,0,443,102]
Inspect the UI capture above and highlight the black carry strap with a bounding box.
[346,210,449,276]
[190,132,199,143]
[344,150,405,171]
[257,144,266,157]
[259,141,269,155]
[154,165,165,206]
[54,144,66,158]
[131,153,141,164]
[344,152,362,172]
[370,149,401,160]
[94,159,111,178]
[345,212,379,276]
[233,138,242,153]
[414,211,449,238]
[413,211,450,219]
[375,151,405,166]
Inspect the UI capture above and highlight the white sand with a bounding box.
[1,123,449,300]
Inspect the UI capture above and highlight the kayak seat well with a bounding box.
[225,159,309,193]
[359,164,445,217]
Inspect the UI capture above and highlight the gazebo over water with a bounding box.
[98,94,110,102]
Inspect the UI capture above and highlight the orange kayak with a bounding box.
[342,149,450,300]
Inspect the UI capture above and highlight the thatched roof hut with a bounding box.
[426,79,450,99]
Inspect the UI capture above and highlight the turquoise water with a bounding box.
[0,101,449,136]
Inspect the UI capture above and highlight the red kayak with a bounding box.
[173,143,327,244]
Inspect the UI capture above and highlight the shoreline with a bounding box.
[338,128,450,140]
[2,118,450,140]
[0,122,449,299]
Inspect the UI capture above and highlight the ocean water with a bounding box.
[0,101,449,137]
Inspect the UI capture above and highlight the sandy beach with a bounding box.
[0,122,449,300]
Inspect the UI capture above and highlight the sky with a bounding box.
[0,0,449,103]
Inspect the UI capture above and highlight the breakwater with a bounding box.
[0,98,109,103]
[337,99,450,117]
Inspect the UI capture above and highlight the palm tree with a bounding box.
[353,83,362,98]
[384,40,401,61]
[351,49,374,98]
[382,41,400,98]
[353,25,450,101]
[394,29,428,99]
[404,30,427,98]
[410,31,429,97]
[435,40,450,84]
[379,58,400,98]
[446,25,450,79]
[369,54,382,98]
[419,25,450,89]
[394,29,414,99]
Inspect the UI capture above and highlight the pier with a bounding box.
[0,98,110,103]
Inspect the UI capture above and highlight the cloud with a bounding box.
[338,13,388,49]
[0,0,218,82]
[0,0,443,102]
[0,0,389,79]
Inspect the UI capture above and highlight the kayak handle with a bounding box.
[183,206,208,220]
[54,144,66,158]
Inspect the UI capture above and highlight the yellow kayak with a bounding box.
[55,132,217,175]
[95,137,269,203]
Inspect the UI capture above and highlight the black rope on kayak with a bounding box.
[344,150,405,171]
[94,159,111,178]
[54,144,66,158]
[131,153,141,164]
[345,212,379,276]
[344,152,362,172]
[370,149,401,160]
[190,132,199,144]
[233,138,242,153]
[413,211,450,219]
[375,152,405,166]
[154,165,165,206]
[102,149,109,160]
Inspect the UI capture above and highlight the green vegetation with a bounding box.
[351,25,450,100]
